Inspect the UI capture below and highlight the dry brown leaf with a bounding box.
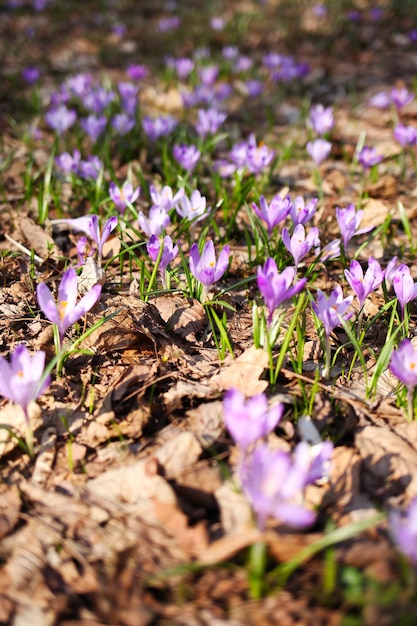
[359,197,392,230]
[210,346,269,395]
[215,481,253,534]
[155,431,202,479]
[185,400,225,446]
[0,484,21,539]
[16,215,59,259]
[151,294,205,342]
[356,425,417,504]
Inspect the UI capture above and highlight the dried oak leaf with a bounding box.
[14,215,59,259]
[0,483,21,539]
[210,346,269,395]
[150,294,205,343]
[82,295,172,354]
[356,425,417,504]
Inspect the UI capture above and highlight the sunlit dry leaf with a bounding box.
[16,215,59,259]
[210,346,269,395]
[151,294,205,342]
[77,257,106,295]
[0,484,20,539]
[155,431,202,479]
[356,425,417,504]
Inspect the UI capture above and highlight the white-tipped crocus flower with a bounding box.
[37,267,102,348]
[189,240,230,300]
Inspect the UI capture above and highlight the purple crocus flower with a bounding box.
[392,264,417,317]
[223,388,283,450]
[390,339,417,392]
[78,155,103,180]
[391,87,414,110]
[55,149,81,175]
[45,105,77,135]
[245,79,264,97]
[142,115,178,140]
[173,144,201,172]
[390,497,417,564]
[173,58,195,79]
[138,207,170,236]
[309,104,334,136]
[65,73,92,99]
[37,267,102,347]
[394,124,417,147]
[195,108,227,137]
[0,345,50,425]
[176,189,210,223]
[112,113,135,136]
[357,145,382,169]
[368,91,391,108]
[147,235,178,288]
[245,134,275,174]
[189,240,230,292]
[84,87,115,114]
[238,443,319,530]
[126,64,148,81]
[198,64,219,86]
[150,184,184,212]
[289,196,318,225]
[312,286,353,337]
[257,259,307,324]
[22,66,40,84]
[282,224,320,269]
[344,257,385,308]
[252,194,292,234]
[158,16,181,31]
[57,214,118,261]
[109,181,140,213]
[306,138,331,165]
[118,81,139,116]
[80,114,107,142]
[336,203,372,248]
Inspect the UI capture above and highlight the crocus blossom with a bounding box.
[150,184,184,212]
[309,104,334,136]
[252,195,292,233]
[189,240,230,291]
[282,224,320,269]
[56,215,118,260]
[390,498,417,564]
[344,257,384,308]
[306,138,331,165]
[36,267,102,347]
[392,264,417,317]
[238,443,322,530]
[109,181,140,213]
[147,235,178,288]
[0,345,50,424]
[257,258,306,324]
[138,206,170,236]
[312,286,353,337]
[45,105,77,135]
[195,108,227,136]
[335,203,372,248]
[223,388,283,450]
[176,189,210,223]
[173,144,201,172]
[357,145,382,169]
[289,196,317,225]
[390,339,417,392]
[245,134,275,174]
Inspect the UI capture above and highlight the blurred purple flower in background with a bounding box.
[173,144,201,171]
[109,181,140,213]
[336,204,371,248]
[142,115,177,140]
[357,145,382,169]
[392,264,417,317]
[195,108,227,137]
[390,498,417,564]
[80,115,107,142]
[309,104,334,136]
[45,105,76,135]
[289,196,317,225]
[22,66,40,84]
[306,138,331,165]
[138,207,170,236]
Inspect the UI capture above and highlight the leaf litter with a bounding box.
[2,1,417,624]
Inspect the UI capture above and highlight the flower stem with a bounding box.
[248,540,267,599]
[322,334,331,379]
[407,387,414,422]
